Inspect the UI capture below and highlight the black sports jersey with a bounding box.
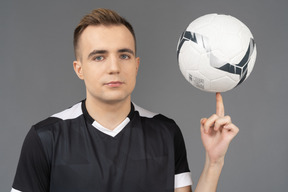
[11,101,192,192]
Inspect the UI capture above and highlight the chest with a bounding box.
[49,122,175,192]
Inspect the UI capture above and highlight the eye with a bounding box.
[93,56,104,61]
[120,54,130,60]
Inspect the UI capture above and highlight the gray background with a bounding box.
[1,0,287,191]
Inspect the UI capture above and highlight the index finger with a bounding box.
[216,92,225,117]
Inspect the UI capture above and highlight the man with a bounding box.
[11,8,239,192]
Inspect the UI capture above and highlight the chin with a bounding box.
[102,94,131,104]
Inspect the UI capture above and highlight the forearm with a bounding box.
[194,153,224,192]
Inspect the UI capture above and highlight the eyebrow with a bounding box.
[87,48,135,59]
[118,48,135,55]
[87,50,107,59]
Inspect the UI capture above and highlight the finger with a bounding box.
[200,118,209,134]
[214,115,232,131]
[223,123,240,140]
[202,114,219,133]
[200,118,207,125]
[200,118,207,133]
[216,92,225,117]
[223,123,239,133]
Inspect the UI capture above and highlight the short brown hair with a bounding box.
[73,8,136,59]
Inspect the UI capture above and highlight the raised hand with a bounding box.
[200,92,239,164]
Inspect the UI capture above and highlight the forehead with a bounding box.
[78,25,136,54]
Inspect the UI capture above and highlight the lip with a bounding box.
[104,81,124,87]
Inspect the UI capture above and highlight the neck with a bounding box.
[85,97,131,130]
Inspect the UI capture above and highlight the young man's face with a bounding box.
[73,24,139,105]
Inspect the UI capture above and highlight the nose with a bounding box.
[107,56,120,74]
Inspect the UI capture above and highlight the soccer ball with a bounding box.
[177,13,257,92]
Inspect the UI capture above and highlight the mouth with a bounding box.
[104,81,124,88]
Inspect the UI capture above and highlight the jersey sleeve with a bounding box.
[174,125,193,188]
[11,126,50,192]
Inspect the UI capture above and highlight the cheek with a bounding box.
[82,69,101,85]
[128,71,138,88]
[126,68,138,81]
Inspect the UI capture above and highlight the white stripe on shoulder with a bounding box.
[174,172,193,188]
[11,188,21,192]
[51,102,82,120]
[133,103,158,118]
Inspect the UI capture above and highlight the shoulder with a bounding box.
[29,101,84,158]
[133,103,158,118]
[132,103,181,135]
[50,102,83,120]
[32,101,84,138]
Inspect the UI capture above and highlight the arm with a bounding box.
[11,127,50,192]
[175,186,192,192]
[195,92,239,192]
[175,93,239,192]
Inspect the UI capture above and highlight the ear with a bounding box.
[73,60,84,80]
[135,57,140,74]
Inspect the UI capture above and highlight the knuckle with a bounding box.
[214,119,221,126]
[225,115,231,122]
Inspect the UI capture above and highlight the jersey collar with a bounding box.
[81,100,135,137]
